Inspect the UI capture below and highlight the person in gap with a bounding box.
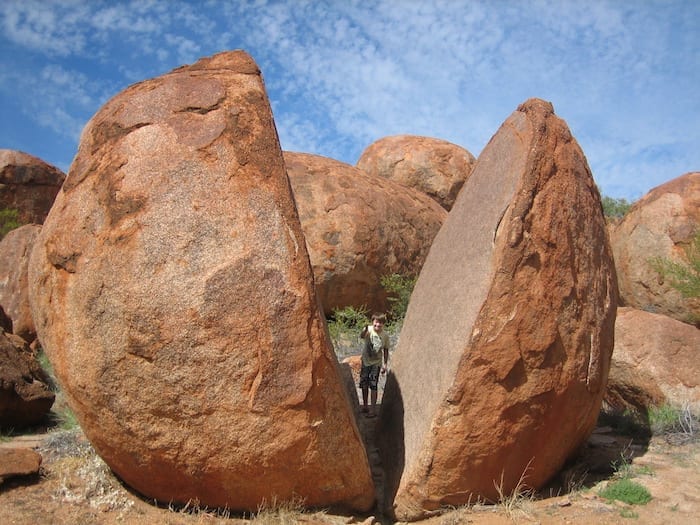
[359,312,390,417]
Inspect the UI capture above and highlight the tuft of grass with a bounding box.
[600,478,651,505]
[648,403,698,443]
[493,460,535,520]
[0,427,16,442]
[251,495,308,525]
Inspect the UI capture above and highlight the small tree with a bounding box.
[380,273,416,325]
[601,195,632,219]
[649,230,700,299]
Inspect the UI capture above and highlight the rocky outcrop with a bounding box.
[610,172,700,325]
[356,135,476,210]
[606,307,700,414]
[0,150,65,230]
[379,99,617,520]
[29,51,373,512]
[0,224,41,341]
[285,151,447,315]
[0,330,54,429]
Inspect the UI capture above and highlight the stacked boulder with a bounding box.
[379,99,617,520]
[29,51,373,512]
[356,134,476,211]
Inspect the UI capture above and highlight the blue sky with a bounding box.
[1,0,698,201]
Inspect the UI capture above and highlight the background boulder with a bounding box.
[605,307,700,414]
[0,150,65,232]
[356,135,476,210]
[610,172,699,326]
[0,224,41,341]
[379,99,617,520]
[29,51,374,512]
[285,151,447,316]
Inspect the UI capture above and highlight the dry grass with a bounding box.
[493,460,535,520]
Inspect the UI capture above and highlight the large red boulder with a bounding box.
[379,99,617,520]
[285,151,447,315]
[610,172,700,326]
[29,51,373,512]
[356,135,476,210]
[0,224,41,341]
[0,330,54,429]
[0,150,65,232]
[606,307,700,414]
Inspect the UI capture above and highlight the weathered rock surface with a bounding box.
[285,151,447,315]
[379,99,617,520]
[606,307,700,414]
[28,51,373,512]
[356,135,476,210]
[610,172,700,326]
[0,224,41,341]
[0,150,65,230]
[0,448,42,484]
[0,330,54,429]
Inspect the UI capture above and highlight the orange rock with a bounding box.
[0,448,42,484]
[0,330,54,428]
[0,149,65,229]
[610,172,700,325]
[285,151,447,315]
[606,307,700,413]
[29,51,373,512]
[0,224,41,341]
[356,135,476,210]
[379,99,617,520]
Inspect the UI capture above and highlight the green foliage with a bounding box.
[326,305,369,342]
[601,195,632,219]
[649,230,700,299]
[380,273,416,324]
[599,478,651,505]
[0,427,15,442]
[0,208,22,238]
[648,403,698,437]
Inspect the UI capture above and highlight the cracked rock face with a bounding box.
[28,51,373,512]
[379,98,618,520]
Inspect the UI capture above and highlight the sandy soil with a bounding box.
[1,407,698,525]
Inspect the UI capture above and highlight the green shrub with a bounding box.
[380,273,416,325]
[601,195,632,219]
[648,403,698,437]
[600,478,651,505]
[327,305,369,342]
[0,208,22,238]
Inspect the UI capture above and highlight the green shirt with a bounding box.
[362,326,389,366]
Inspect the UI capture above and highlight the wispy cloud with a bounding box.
[0,0,697,199]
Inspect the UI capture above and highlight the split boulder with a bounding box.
[29,51,373,512]
[356,135,476,210]
[610,172,699,326]
[285,151,447,315]
[379,99,617,520]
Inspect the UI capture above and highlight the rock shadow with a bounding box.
[376,371,404,520]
